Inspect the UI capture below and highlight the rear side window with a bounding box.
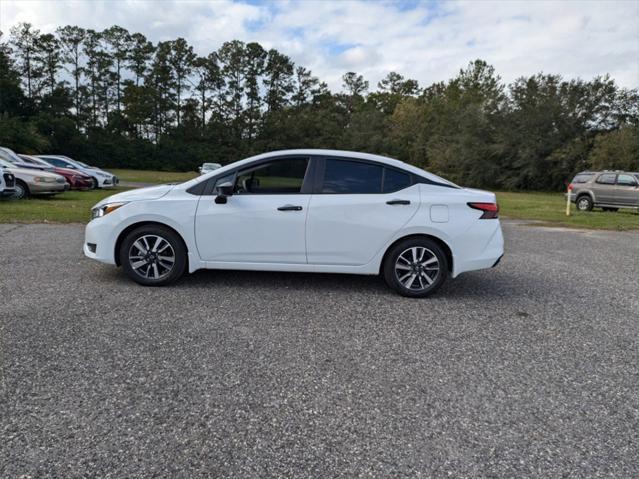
[572,174,593,184]
[322,159,383,194]
[596,174,616,185]
[383,168,411,193]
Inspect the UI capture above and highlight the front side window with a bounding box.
[235,158,309,194]
[322,159,383,194]
[596,173,616,185]
[617,174,637,187]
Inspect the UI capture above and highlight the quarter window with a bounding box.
[322,159,383,194]
[383,168,411,193]
[235,158,309,194]
[617,174,637,186]
[596,174,616,185]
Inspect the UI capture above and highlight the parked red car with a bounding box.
[18,154,93,189]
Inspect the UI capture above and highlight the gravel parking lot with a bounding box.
[1,222,638,477]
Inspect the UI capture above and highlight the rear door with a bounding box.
[592,173,617,204]
[615,174,639,206]
[306,158,419,266]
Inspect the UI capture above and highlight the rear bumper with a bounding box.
[452,220,504,277]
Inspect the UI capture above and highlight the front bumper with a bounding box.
[84,215,118,265]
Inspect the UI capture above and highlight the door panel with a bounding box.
[195,194,310,263]
[615,174,639,206]
[593,174,617,203]
[306,185,420,265]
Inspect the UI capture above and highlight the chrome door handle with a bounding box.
[277,205,303,211]
[386,199,410,205]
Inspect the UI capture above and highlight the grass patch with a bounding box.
[497,191,639,230]
[0,188,127,224]
[109,168,198,184]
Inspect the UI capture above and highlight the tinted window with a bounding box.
[322,159,383,194]
[44,157,65,167]
[596,174,616,185]
[383,168,411,193]
[235,158,309,194]
[572,174,593,184]
[617,174,637,186]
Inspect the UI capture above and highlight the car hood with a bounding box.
[58,167,90,177]
[96,184,174,206]
[8,167,63,179]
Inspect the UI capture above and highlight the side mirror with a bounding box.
[215,181,234,204]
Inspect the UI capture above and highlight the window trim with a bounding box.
[187,153,458,196]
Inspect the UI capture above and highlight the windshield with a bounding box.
[0,147,22,163]
[0,158,15,168]
[76,161,90,168]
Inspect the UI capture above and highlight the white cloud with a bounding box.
[0,0,637,90]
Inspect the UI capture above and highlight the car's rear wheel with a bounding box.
[120,225,187,286]
[383,238,448,298]
[576,195,593,211]
[12,180,29,199]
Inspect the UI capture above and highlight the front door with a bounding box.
[195,157,311,263]
[306,158,419,266]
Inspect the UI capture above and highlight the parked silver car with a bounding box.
[568,171,639,211]
[0,158,68,199]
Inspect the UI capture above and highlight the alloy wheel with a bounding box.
[128,234,176,280]
[394,246,440,292]
[577,197,591,211]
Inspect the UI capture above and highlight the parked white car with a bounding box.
[198,162,222,175]
[84,149,504,297]
[37,155,118,189]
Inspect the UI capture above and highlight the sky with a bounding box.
[1,0,638,90]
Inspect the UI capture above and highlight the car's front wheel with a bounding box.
[119,225,187,286]
[12,180,29,199]
[383,238,448,298]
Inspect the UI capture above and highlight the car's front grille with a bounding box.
[3,173,15,187]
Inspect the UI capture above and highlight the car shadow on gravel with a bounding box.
[96,263,531,300]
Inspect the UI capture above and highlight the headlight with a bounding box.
[91,202,127,220]
[34,176,55,183]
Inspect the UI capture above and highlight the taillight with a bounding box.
[468,202,499,219]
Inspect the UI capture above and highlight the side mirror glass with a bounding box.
[215,181,234,204]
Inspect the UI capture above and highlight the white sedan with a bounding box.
[84,149,503,297]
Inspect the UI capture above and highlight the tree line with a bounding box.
[1,23,637,190]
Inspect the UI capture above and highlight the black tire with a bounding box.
[602,207,618,212]
[119,225,187,286]
[383,237,448,298]
[576,195,593,212]
[12,180,29,199]
[91,177,99,189]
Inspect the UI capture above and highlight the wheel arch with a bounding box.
[114,221,189,267]
[379,233,453,275]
